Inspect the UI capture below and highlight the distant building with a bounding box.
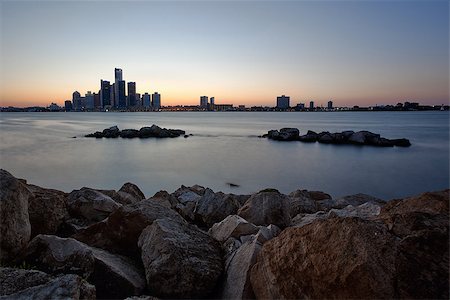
[117,80,126,108]
[142,93,151,107]
[200,96,208,108]
[214,104,233,111]
[152,92,161,110]
[276,95,290,109]
[100,80,111,107]
[309,101,315,109]
[94,92,100,108]
[114,68,123,107]
[72,91,81,111]
[210,97,215,105]
[295,103,305,111]
[48,103,60,111]
[85,91,95,109]
[127,82,136,106]
[327,100,333,110]
[64,100,73,111]
[135,93,141,106]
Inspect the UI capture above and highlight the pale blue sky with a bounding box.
[1,0,448,107]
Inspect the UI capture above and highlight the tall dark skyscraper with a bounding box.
[152,92,161,110]
[114,68,123,107]
[118,80,126,108]
[127,82,136,106]
[100,80,111,107]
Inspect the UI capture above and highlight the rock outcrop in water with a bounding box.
[262,128,412,147]
[0,169,447,299]
[85,124,185,139]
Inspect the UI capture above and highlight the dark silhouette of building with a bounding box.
[117,80,126,108]
[100,80,111,107]
[276,95,290,109]
[309,101,315,110]
[94,92,100,108]
[152,92,161,110]
[127,82,136,106]
[64,100,73,111]
[114,68,123,107]
[327,100,333,110]
[72,91,81,111]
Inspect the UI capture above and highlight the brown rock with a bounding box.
[0,169,32,264]
[195,189,242,228]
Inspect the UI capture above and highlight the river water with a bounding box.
[0,111,448,200]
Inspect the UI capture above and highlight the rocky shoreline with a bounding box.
[1,169,448,299]
[261,128,412,147]
[85,125,186,139]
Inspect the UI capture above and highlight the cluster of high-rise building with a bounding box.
[65,68,161,111]
[276,95,334,111]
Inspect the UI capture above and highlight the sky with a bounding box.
[0,0,448,107]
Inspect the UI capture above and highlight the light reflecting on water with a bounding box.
[0,111,448,200]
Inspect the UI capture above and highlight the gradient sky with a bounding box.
[1,0,448,107]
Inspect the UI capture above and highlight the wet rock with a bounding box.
[0,169,32,264]
[120,129,140,138]
[102,125,120,138]
[138,218,223,298]
[73,199,184,259]
[318,193,385,211]
[266,128,299,141]
[238,190,291,229]
[3,273,95,300]
[317,132,333,143]
[298,130,318,142]
[26,184,68,238]
[67,187,121,222]
[24,234,145,299]
[118,182,146,203]
[208,215,259,243]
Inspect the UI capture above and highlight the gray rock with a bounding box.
[195,189,242,228]
[73,198,184,259]
[26,184,68,238]
[120,129,140,138]
[0,169,31,264]
[318,193,385,211]
[208,215,259,243]
[24,234,145,299]
[0,267,52,296]
[288,190,320,216]
[67,187,121,222]
[118,182,146,203]
[2,274,96,300]
[238,190,291,229]
[138,218,223,298]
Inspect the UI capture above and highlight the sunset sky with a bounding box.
[0,0,448,107]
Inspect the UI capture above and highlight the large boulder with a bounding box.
[3,273,95,300]
[266,128,299,141]
[298,130,318,142]
[318,193,385,211]
[0,169,32,264]
[238,190,291,229]
[120,129,140,138]
[288,190,321,216]
[119,182,145,202]
[251,212,449,299]
[103,125,120,138]
[67,187,121,222]
[195,189,242,228]
[73,199,184,259]
[26,184,68,238]
[138,218,223,298]
[24,234,145,299]
[208,215,259,243]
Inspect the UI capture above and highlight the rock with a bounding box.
[3,274,95,300]
[67,187,121,222]
[103,125,120,138]
[139,125,185,138]
[195,188,242,228]
[73,199,184,259]
[0,169,32,264]
[208,215,259,243]
[266,128,299,141]
[317,132,333,143]
[391,138,411,147]
[288,190,320,216]
[341,130,355,139]
[348,130,380,145]
[222,237,242,261]
[24,234,145,299]
[291,211,328,227]
[251,211,449,299]
[298,130,318,142]
[138,218,223,298]
[238,190,291,229]
[328,193,385,210]
[0,267,52,296]
[149,190,179,209]
[120,129,140,138]
[26,184,68,238]
[118,182,146,203]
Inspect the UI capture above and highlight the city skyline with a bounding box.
[1,1,448,107]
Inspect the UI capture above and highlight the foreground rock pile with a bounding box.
[1,169,448,299]
[262,128,411,146]
[85,125,185,139]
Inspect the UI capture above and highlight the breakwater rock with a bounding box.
[262,128,411,147]
[1,169,447,299]
[85,125,185,139]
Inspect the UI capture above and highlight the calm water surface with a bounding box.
[0,111,448,200]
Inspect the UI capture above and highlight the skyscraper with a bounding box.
[100,80,111,107]
[327,100,333,110]
[200,96,208,108]
[72,91,81,111]
[64,100,73,111]
[142,93,151,107]
[276,95,290,109]
[85,91,94,109]
[127,82,136,107]
[114,68,123,108]
[152,92,161,110]
[118,80,126,108]
[309,101,315,110]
